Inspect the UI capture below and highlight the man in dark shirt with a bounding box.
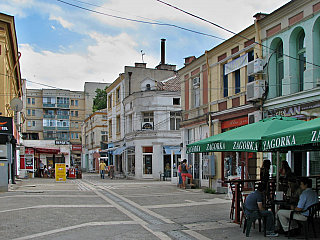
[244,183,278,237]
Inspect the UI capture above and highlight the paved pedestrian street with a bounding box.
[0,174,317,240]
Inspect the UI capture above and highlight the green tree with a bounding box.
[92,87,108,112]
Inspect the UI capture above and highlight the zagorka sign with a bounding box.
[0,117,13,135]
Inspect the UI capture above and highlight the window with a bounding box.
[32,98,35,105]
[170,112,181,130]
[57,132,69,139]
[248,50,255,83]
[101,131,108,141]
[75,133,78,139]
[223,64,228,97]
[109,120,112,137]
[28,121,31,127]
[57,97,69,104]
[43,131,54,139]
[75,122,78,128]
[75,100,78,106]
[27,98,30,104]
[27,109,31,115]
[143,112,154,122]
[57,120,69,127]
[32,121,36,126]
[146,84,151,90]
[173,98,180,105]
[71,111,74,117]
[297,31,306,92]
[102,115,107,120]
[116,115,121,133]
[71,100,74,106]
[43,119,56,127]
[194,86,200,107]
[75,111,78,117]
[43,97,55,104]
[32,110,35,116]
[235,69,240,94]
[276,41,284,97]
[57,110,69,116]
[116,87,120,103]
[71,133,74,139]
[108,95,112,109]
[45,110,55,115]
[143,146,153,175]
[71,122,74,128]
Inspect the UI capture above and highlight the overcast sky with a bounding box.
[1,0,291,91]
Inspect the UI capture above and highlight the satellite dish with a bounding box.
[10,98,23,112]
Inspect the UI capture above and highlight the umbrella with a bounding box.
[262,117,320,151]
[186,116,304,154]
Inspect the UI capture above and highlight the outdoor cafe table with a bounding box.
[224,179,263,224]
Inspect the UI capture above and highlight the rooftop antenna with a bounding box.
[141,50,145,63]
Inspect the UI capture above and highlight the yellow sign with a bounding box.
[55,163,66,182]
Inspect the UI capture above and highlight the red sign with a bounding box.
[25,148,34,154]
[72,145,82,151]
[221,116,248,129]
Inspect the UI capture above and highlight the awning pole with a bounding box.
[276,151,280,191]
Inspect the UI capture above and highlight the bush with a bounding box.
[204,187,216,194]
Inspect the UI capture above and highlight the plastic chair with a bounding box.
[240,196,266,237]
[288,202,319,239]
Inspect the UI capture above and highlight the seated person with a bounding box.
[279,161,292,179]
[285,177,302,206]
[277,177,319,236]
[244,182,278,237]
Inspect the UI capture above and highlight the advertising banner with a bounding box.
[55,163,66,182]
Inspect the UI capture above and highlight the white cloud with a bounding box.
[49,15,74,30]
[19,32,159,91]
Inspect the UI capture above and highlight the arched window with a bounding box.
[297,31,306,91]
[276,41,284,96]
[146,84,151,90]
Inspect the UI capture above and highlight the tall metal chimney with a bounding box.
[161,39,166,65]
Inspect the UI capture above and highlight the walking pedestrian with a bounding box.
[99,160,107,179]
[109,164,115,179]
[39,160,44,178]
[181,159,194,189]
[178,162,182,188]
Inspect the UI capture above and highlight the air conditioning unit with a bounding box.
[248,111,262,124]
[192,77,200,86]
[247,58,264,76]
[141,122,154,130]
[246,80,266,101]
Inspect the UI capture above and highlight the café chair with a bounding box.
[240,196,266,237]
[287,202,319,239]
[229,182,236,220]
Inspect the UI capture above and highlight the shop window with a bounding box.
[143,146,153,175]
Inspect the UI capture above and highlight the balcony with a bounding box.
[57,127,70,131]
[57,104,69,108]
[43,126,55,130]
[57,115,69,119]
[43,115,55,119]
[43,103,55,108]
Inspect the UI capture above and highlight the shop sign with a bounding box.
[266,101,320,119]
[55,140,70,145]
[221,117,248,129]
[0,117,13,135]
[25,148,34,154]
[25,154,34,169]
[224,53,248,75]
[72,145,82,151]
[55,163,66,182]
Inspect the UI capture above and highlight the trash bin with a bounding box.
[68,168,76,179]
[28,171,34,179]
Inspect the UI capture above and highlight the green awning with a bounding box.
[262,117,320,151]
[186,116,304,153]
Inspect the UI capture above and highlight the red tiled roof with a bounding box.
[157,74,181,91]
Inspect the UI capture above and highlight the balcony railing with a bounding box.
[57,104,69,108]
[43,103,55,108]
[57,127,70,130]
[43,115,55,119]
[57,115,69,119]
[43,126,55,130]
